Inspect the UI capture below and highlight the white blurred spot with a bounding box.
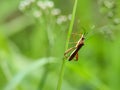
[113,18,120,25]
[51,8,61,16]
[37,1,54,10]
[68,14,72,20]
[46,1,54,8]
[56,15,67,24]
[19,0,35,11]
[104,1,115,9]
[37,1,47,10]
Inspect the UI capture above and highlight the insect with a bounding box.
[64,34,85,61]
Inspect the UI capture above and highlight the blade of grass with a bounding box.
[56,0,78,90]
[4,57,56,90]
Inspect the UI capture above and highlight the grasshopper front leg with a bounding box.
[64,46,76,59]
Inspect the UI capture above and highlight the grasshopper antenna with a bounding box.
[81,25,96,40]
[81,27,88,37]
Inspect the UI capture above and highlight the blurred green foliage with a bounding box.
[0,0,120,90]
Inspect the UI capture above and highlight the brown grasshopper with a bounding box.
[64,34,84,61]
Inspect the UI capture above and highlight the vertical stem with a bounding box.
[65,0,78,49]
[38,18,52,90]
[56,59,65,90]
[56,0,78,90]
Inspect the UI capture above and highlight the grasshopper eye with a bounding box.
[82,37,85,40]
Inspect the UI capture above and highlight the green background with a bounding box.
[0,0,120,90]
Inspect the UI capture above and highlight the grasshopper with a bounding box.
[64,34,84,61]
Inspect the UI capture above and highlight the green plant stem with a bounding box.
[65,0,78,49]
[56,0,78,90]
[38,19,52,90]
[56,58,65,90]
